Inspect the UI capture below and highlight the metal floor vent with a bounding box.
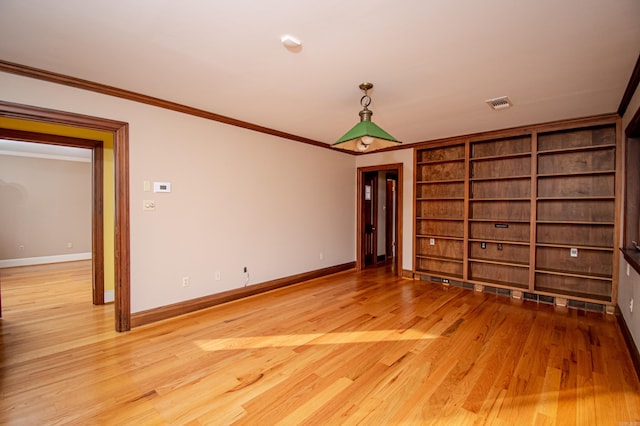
[485,96,512,110]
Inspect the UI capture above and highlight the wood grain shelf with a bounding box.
[470,152,531,161]
[537,143,616,155]
[470,175,531,182]
[469,258,529,267]
[536,220,615,225]
[537,170,615,178]
[536,242,614,251]
[416,158,465,165]
[416,179,465,184]
[535,268,612,280]
[416,234,464,241]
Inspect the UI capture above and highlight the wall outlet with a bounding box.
[182,276,189,287]
[631,298,634,313]
[429,238,435,246]
[442,278,449,284]
[570,248,578,257]
[215,271,221,281]
[67,242,73,248]
[319,252,324,260]
[480,242,486,249]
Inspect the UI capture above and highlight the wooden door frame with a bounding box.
[0,100,131,332]
[0,128,105,305]
[357,163,403,276]
[385,174,397,259]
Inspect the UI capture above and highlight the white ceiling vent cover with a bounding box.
[485,96,512,110]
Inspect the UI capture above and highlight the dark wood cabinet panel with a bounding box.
[536,223,614,248]
[469,221,530,243]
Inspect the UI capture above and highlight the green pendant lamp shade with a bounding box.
[332,83,401,152]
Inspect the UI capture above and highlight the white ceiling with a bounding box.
[0,139,91,161]
[1,1,639,148]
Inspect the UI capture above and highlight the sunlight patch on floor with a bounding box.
[194,329,439,351]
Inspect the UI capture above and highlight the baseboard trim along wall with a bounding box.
[616,305,640,381]
[402,269,414,279]
[0,252,92,268]
[131,262,356,327]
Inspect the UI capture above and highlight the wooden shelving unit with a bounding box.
[468,135,532,289]
[413,117,620,306]
[534,125,617,302]
[414,144,466,280]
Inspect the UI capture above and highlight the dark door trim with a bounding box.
[356,163,403,276]
[0,100,131,332]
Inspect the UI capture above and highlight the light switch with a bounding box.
[143,200,156,211]
[143,180,151,192]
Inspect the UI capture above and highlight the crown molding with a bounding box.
[0,59,334,151]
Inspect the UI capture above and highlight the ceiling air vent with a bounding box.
[485,96,512,110]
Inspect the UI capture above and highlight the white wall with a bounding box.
[0,72,356,313]
[619,82,640,351]
[0,154,92,262]
[356,149,414,271]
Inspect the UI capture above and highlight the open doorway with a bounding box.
[0,101,130,331]
[0,132,104,313]
[357,164,403,276]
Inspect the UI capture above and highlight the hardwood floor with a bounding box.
[1,261,639,425]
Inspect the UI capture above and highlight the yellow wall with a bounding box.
[0,117,115,292]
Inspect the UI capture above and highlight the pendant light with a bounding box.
[332,83,401,152]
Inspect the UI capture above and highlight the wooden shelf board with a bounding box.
[536,242,613,251]
[416,234,464,241]
[416,255,464,263]
[417,158,465,165]
[470,175,531,182]
[469,258,530,268]
[470,198,531,202]
[417,179,466,184]
[537,144,616,155]
[416,197,465,201]
[417,217,465,221]
[535,269,612,281]
[414,270,463,280]
[469,238,530,246]
[467,277,529,289]
[469,219,530,223]
[534,286,612,302]
[470,152,531,161]
[536,220,615,226]
[536,196,614,201]
[537,170,615,178]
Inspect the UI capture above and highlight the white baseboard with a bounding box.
[104,289,115,303]
[0,253,92,268]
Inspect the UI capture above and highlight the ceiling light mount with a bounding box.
[332,82,401,153]
[281,35,302,51]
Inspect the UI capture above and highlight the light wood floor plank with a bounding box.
[1,260,639,425]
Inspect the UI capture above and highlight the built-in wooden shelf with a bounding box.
[413,118,620,306]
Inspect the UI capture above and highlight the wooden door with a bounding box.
[363,171,378,266]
